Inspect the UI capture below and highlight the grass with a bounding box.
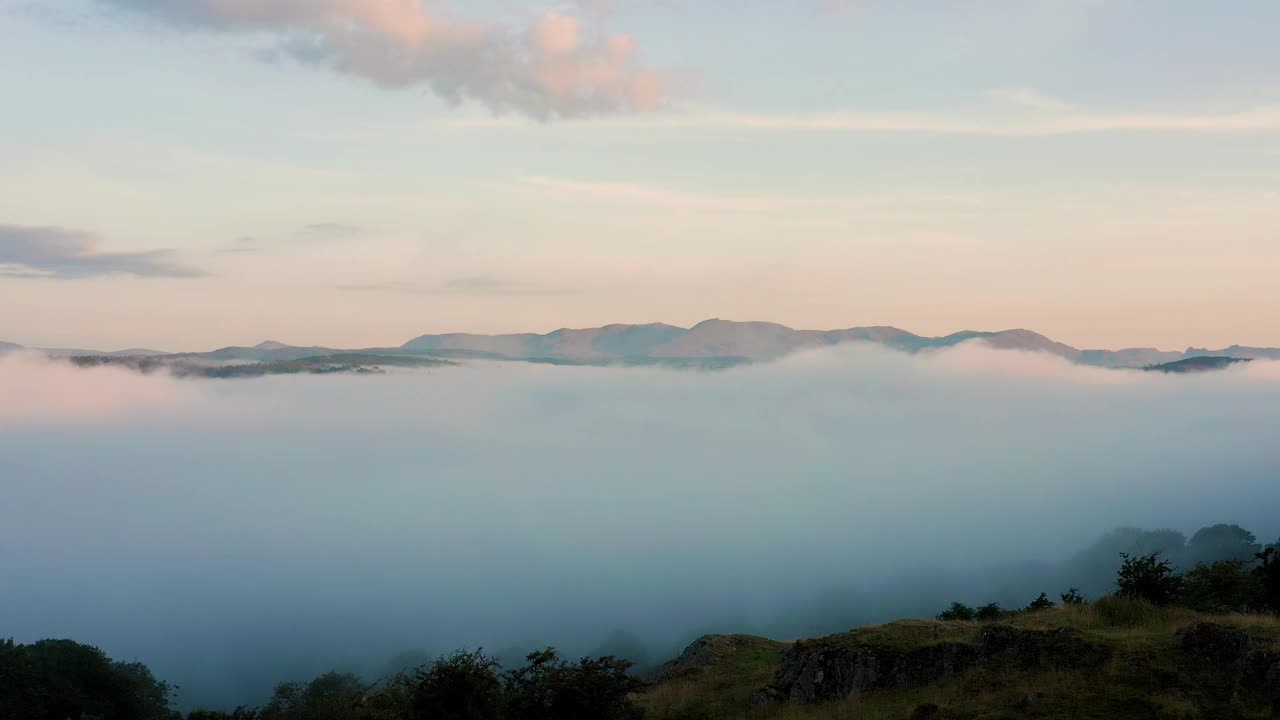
[637,601,1280,720]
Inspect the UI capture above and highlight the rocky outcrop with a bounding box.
[750,624,1111,708]
[762,638,975,705]
[1177,622,1280,709]
[650,634,774,685]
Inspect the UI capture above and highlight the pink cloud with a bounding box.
[103,0,672,120]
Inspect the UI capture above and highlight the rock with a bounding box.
[761,638,976,704]
[746,686,783,709]
[1176,622,1257,666]
[752,624,1111,709]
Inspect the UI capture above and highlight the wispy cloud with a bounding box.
[452,93,1280,136]
[0,224,205,279]
[215,236,264,254]
[296,222,366,242]
[97,0,672,120]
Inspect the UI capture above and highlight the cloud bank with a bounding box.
[2,344,1279,710]
[99,0,669,120]
[0,224,204,279]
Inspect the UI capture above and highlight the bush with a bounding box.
[1256,546,1280,613]
[1026,593,1055,612]
[261,672,368,720]
[1183,560,1258,614]
[975,603,1004,621]
[410,649,503,720]
[503,648,644,720]
[1116,552,1184,606]
[936,602,976,621]
[1060,588,1087,606]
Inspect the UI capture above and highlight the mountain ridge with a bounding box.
[5,321,1280,368]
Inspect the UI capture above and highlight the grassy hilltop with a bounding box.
[641,600,1280,720]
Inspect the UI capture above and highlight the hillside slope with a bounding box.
[640,603,1280,720]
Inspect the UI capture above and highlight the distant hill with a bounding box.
[403,320,1280,368]
[68,353,452,378]
[11,323,1280,370]
[1147,356,1252,373]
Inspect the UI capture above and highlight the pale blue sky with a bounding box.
[1,0,1278,350]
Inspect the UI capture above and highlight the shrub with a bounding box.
[1026,593,1055,612]
[936,602,976,622]
[1116,552,1184,606]
[975,603,1004,621]
[261,672,368,720]
[503,648,644,720]
[1060,588,1087,606]
[1255,546,1280,613]
[1183,560,1258,613]
[410,649,503,720]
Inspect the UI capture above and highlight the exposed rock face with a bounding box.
[650,634,770,685]
[751,625,1111,708]
[767,640,975,704]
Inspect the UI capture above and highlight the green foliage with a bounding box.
[936,602,975,622]
[1182,560,1259,614]
[1026,593,1055,612]
[260,671,368,720]
[1116,552,1184,606]
[410,649,503,720]
[1060,588,1087,605]
[0,637,178,720]
[974,602,1004,621]
[1256,546,1280,613]
[503,648,644,720]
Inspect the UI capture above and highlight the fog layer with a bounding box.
[2,344,1278,709]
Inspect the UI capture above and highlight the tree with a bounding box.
[410,649,503,720]
[1116,552,1184,606]
[1186,524,1260,566]
[1060,588,1087,606]
[1026,593,1055,612]
[503,648,644,720]
[0,638,177,720]
[261,671,368,720]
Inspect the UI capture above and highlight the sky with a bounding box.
[1,0,1278,351]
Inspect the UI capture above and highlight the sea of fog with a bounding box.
[2,343,1279,710]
